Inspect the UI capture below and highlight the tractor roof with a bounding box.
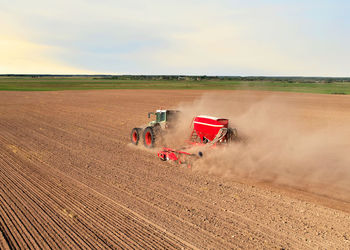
[156,109,180,113]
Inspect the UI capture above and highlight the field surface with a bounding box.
[1,76,350,94]
[0,89,350,249]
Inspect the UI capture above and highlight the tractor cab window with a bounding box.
[157,112,166,123]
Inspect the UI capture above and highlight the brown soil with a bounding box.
[0,89,349,249]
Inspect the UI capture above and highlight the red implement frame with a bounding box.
[157,115,230,166]
[157,147,196,165]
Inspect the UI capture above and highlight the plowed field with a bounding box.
[0,90,349,249]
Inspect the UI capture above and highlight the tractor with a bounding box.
[130,109,180,148]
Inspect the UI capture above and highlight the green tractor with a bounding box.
[130,109,180,148]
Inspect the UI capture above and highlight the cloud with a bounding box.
[148,1,350,76]
[0,34,95,74]
[1,0,349,75]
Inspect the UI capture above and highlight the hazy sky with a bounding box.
[1,0,349,76]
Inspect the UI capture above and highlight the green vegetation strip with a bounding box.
[0,77,350,95]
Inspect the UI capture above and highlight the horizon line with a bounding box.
[1,74,350,79]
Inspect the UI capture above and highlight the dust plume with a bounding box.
[170,92,350,201]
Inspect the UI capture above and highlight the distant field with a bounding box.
[1,76,350,94]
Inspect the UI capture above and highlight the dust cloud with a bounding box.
[169,92,350,201]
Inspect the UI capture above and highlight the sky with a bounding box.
[1,0,349,76]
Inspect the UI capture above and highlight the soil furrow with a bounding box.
[0,173,60,249]
[0,126,239,248]
[4,140,238,248]
[0,146,190,249]
[0,154,98,249]
[0,192,35,249]
[0,227,10,250]
[0,152,134,249]
[0,161,79,249]
[0,122,310,248]
[0,197,23,249]
[1,90,349,249]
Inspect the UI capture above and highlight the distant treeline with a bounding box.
[100,75,350,83]
[1,74,350,83]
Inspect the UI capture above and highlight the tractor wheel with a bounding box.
[130,128,142,145]
[153,123,163,143]
[143,126,156,148]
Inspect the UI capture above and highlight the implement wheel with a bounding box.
[130,128,142,145]
[143,127,155,148]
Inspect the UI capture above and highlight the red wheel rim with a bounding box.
[145,132,152,145]
[132,131,137,142]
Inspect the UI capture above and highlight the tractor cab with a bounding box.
[156,110,166,123]
[148,110,180,127]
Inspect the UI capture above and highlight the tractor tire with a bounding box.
[143,126,156,148]
[130,128,142,145]
[153,123,163,144]
[153,123,161,135]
